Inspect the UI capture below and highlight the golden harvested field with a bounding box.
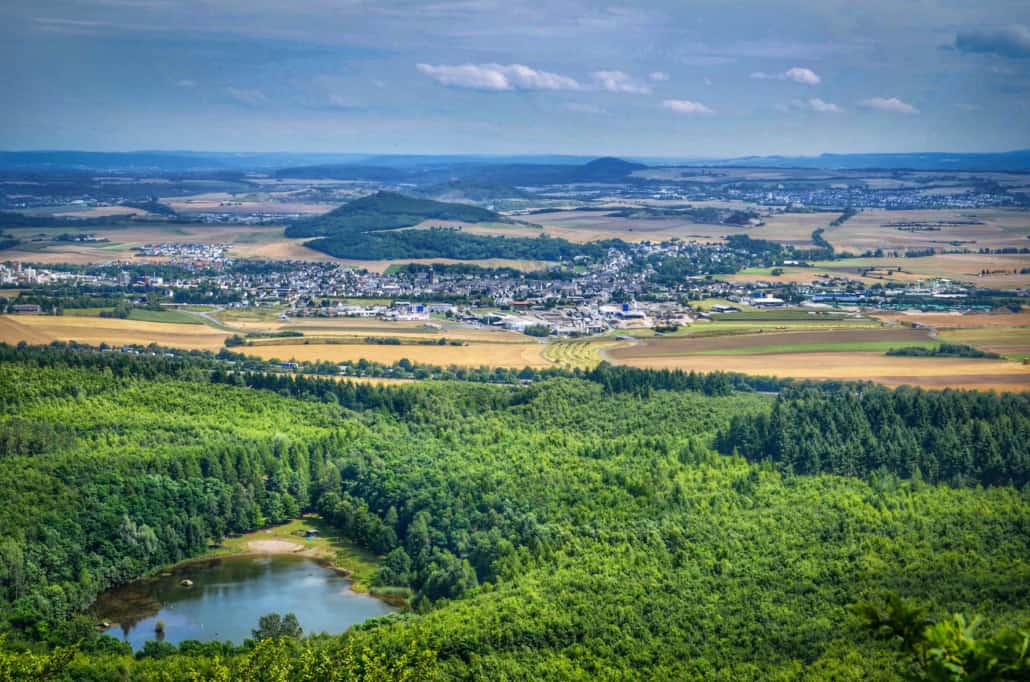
[824,208,1030,255]
[499,208,839,246]
[746,212,840,245]
[242,319,525,344]
[245,341,550,368]
[0,315,228,350]
[1,223,296,264]
[515,211,729,243]
[543,338,633,369]
[165,191,335,215]
[611,351,1028,392]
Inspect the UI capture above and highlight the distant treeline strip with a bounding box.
[886,343,1002,359]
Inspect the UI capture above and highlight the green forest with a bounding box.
[0,344,1027,680]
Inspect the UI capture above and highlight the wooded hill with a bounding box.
[287,191,620,261]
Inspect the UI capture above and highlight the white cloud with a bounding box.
[662,99,715,115]
[859,96,919,114]
[176,79,196,88]
[750,66,821,85]
[226,87,266,105]
[591,70,651,93]
[416,63,581,91]
[784,67,821,85]
[648,71,669,82]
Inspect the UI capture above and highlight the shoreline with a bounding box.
[104,517,409,612]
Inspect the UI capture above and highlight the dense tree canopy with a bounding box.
[0,345,1027,680]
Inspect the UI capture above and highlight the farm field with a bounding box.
[163,191,337,216]
[811,253,1030,289]
[244,340,550,367]
[0,314,229,349]
[214,311,527,344]
[0,222,298,264]
[603,323,1029,391]
[745,211,840,246]
[719,265,908,286]
[871,310,1030,328]
[822,207,1030,255]
[0,221,553,271]
[611,351,1028,392]
[509,210,730,243]
[609,327,933,358]
[938,327,1030,361]
[543,338,633,369]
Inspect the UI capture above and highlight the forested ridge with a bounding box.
[283,190,622,261]
[0,344,1027,680]
[716,384,1030,487]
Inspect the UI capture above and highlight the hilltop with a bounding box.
[287,191,617,261]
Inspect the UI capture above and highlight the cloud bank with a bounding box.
[859,97,919,114]
[662,99,715,115]
[416,63,581,91]
[781,98,842,113]
[750,67,821,85]
[591,70,651,93]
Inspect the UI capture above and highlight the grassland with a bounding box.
[126,308,205,324]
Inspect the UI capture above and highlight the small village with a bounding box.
[0,233,1005,336]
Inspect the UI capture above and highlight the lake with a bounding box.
[92,554,396,649]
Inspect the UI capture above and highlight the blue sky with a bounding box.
[2,1,1029,156]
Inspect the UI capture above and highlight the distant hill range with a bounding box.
[2,149,1028,174]
[688,149,1030,172]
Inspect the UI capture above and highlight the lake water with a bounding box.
[92,554,396,649]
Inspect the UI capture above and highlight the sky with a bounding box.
[2,1,1030,157]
